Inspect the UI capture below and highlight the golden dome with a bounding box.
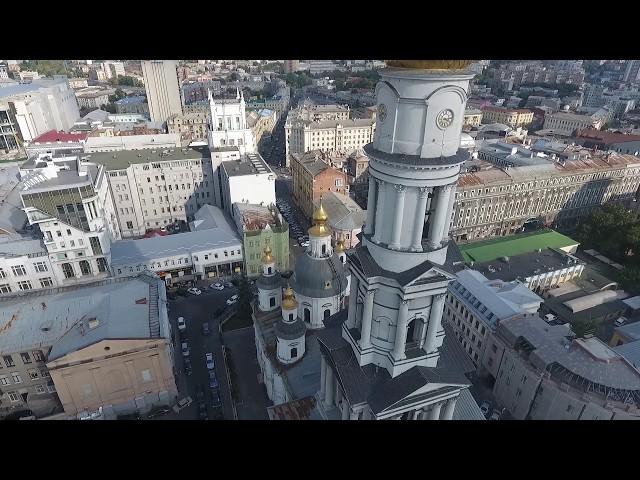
[386,60,473,70]
[261,244,275,264]
[335,239,345,252]
[282,286,297,310]
[313,199,328,223]
[309,197,331,237]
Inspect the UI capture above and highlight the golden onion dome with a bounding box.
[261,244,275,264]
[386,60,473,70]
[282,286,297,310]
[335,239,345,252]
[309,197,331,237]
[313,199,329,223]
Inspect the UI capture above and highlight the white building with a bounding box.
[542,111,603,136]
[141,60,183,124]
[0,235,58,295]
[443,269,543,371]
[219,152,276,215]
[83,134,180,153]
[207,89,256,155]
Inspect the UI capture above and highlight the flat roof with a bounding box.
[0,274,165,355]
[85,146,209,171]
[114,96,146,105]
[222,152,273,177]
[459,230,579,264]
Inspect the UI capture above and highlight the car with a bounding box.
[226,294,239,306]
[480,401,491,417]
[160,226,167,232]
[224,282,233,288]
[300,241,310,248]
[210,389,222,408]
[202,322,210,336]
[147,405,171,419]
[208,370,219,389]
[205,352,215,370]
[183,357,192,375]
[187,287,202,295]
[177,316,186,332]
[181,342,190,357]
[489,412,501,421]
[172,396,192,413]
[210,283,224,291]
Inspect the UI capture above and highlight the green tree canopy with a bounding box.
[20,60,68,77]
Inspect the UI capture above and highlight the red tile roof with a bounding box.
[31,130,88,144]
[575,129,640,145]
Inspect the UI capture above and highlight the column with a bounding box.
[442,185,457,239]
[320,356,327,399]
[419,409,429,420]
[392,300,410,361]
[342,401,350,420]
[347,275,359,329]
[324,364,335,406]
[429,402,442,420]
[425,294,445,354]
[441,397,457,420]
[359,290,375,350]
[427,185,453,249]
[372,180,386,244]
[411,187,430,252]
[350,410,359,420]
[364,176,377,235]
[411,410,421,420]
[388,184,406,250]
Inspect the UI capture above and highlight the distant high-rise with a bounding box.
[283,60,299,74]
[141,60,183,124]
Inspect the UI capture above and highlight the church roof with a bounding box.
[290,253,348,299]
[274,316,306,340]
[256,272,282,290]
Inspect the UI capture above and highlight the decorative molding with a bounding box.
[418,186,430,198]
[394,184,406,193]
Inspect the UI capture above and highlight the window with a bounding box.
[11,265,26,276]
[17,281,32,291]
[28,369,39,380]
[141,370,152,382]
[11,372,22,384]
[33,261,48,273]
[290,347,298,358]
[0,375,9,386]
[33,351,44,362]
[8,391,20,402]
[61,263,75,279]
[35,384,46,394]
[47,383,56,393]
[0,284,11,294]
[20,352,31,364]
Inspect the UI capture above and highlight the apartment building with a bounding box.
[247,109,276,147]
[88,146,216,237]
[19,154,119,286]
[463,108,483,127]
[220,152,276,215]
[0,235,60,296]
[443,269,542,370]
[481,106,534,128]
[542,111,603,136]
[290,150,349,219]
[166,111,209,141]
[450,141,640,242]
[114,96,149,115]
[141,60,183,124]
[0,104,22,159]
[75,87,114,109]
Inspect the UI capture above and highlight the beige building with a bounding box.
[247,109,277,147]
[142,60,183,124]
[75,88,115,109]
[463,108,483,127]
[543,111,603,136]
[166,111,209,141]
[481,106,534,128]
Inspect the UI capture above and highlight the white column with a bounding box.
[429,402,442,420]
[324,364,334,406]
[359,290,375,350]
[364,176,377,235]
[320,356,327,399]
[442,185,457,240]
[392,300,410,360]
[425,294,445,354]
[411,410,420,420]
[372,180,386,244]
[441,397,457,420]
[411,187,430,252]
[349,410,359,420]
[388,184,406,250]
[427,185,453,249]
[347,275,359,329]
[419,409,429,420]
[341,399,350,420]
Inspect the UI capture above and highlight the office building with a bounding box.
[141,60,183,124]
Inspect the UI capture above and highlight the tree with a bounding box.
[236,275,253,321]
[619,266,640,295]
[571,318,598,338]
[229,72,240,82]
[20,60,68,77]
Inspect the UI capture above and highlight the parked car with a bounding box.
[183,357,192,376]
[208,370,219,389]
[210,283,224,291]
[187,287,202,296]
[181,342,190,357]
[300,241,310,248]
[210,389,222,408]
[172,396,193,413]
[480,401,491,417]
[177,317,186,332]
[224,282,233,289]
[147,405,170,419]
[205,352,215,370]
[489,411,501,421]
[226,294,239,306]
[202,322,210,336]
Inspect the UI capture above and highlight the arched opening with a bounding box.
[324,309,331,320]
[321,244,327,255]
[405,318,423,353]
[288,313,294,321]
[79,260,91,275]
[61,263,74,279]
[304,308,311,323]
[270,297,276,307]
[268,267,272,274]
[290,347,298,358]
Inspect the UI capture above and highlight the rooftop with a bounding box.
[0,235,46,257]
[222,152,274,177]
[614,321,640,342]
[314,191,365,232]
[189,204,236,234]
[114,96,146,105]
[29,130,88,144]
[85,145,208,171]
[0,78,69,99]
[234,203,284,231]
[459,229,579,264]
[0,274,166,356]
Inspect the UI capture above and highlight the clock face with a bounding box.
[436,109,454,129]
[378,103,387,122]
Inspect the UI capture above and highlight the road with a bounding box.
[164,285,239,420]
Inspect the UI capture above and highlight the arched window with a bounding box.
[290,347,298,358]
[322,244,326,255]
[304,308,311,323]
[289,313,294,321]
[270,297,276,307]
[324,309,331,319]
[268,267,272,274]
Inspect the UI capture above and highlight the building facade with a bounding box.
[481,106,534,128]
[313,191,366,249]
[543,111,603,136]
[141,60,183,124]
[167,111,209,141]
[219,152,276,215]
[463,108,483,127]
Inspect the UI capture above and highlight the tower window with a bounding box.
[270,297,276,307]
[290,347,298,358]
[268,267,272,274]
[322,244,326,255]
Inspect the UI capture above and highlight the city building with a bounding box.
[0,273,177,419]
[290,150,349,219]
[542,111,604,136]
[283,60,300,74]
[624,60,640,84]
[247,109,276,147]
[219,152,276,215]
[463,108,483,127]
[84,133,179,153]
[232,202,289,277]
[481,106,534,128]
[0,234,60,296]
[75,87,115,109]
[0,104,22,160]
[166,111,209,141]
[346,148,369,183]
[114,96,149,116]
[313,191,365,249]
[307,61,341,75]
[574,129,640,155]
[444,269,543,370]
[68,78,89,90]
[207,89,256,155]
[111,205,243,283]
[610,321,640,347]
[451,141,640,242]
[141,60,183,124]
[489,314,640,419]
[24,130,87,156]
[0,78,80,142]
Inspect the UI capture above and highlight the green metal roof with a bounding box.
[458,230,579,264]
